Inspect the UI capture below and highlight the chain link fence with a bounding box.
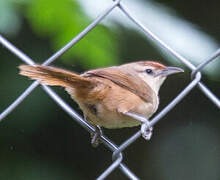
[0,0,219,179]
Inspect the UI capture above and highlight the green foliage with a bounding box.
[0,0,118,68]
[25,0,118,68]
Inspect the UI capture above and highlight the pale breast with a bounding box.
[83,82,156,128]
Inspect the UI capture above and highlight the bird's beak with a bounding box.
[156,66,184,77]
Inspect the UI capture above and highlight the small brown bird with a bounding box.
[19,61,183,146]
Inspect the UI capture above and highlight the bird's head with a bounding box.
[126,61,184,94]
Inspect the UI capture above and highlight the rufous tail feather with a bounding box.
[19,65,92,88]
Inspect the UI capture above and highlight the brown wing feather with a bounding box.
[84,68,153,103]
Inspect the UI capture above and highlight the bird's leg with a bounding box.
[124,112,153,140]
[90,125,103,147]
[84,116,103,147]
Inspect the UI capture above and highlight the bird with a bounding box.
[19,61,183,146]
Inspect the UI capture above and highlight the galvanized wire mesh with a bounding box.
[0,0,219,179]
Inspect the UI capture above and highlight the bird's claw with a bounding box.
[141,122,153,140]
[90,125,103,147]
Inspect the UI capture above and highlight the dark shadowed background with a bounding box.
[0,0,219,179]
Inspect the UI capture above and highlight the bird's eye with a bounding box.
[145,69,153,74]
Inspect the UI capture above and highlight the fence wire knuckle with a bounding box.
[97,153,123,180]
[191,48,220,79]
[0,0,220,179]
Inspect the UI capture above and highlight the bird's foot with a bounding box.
[141,122,153,140]
[90,125,103,147]
[124,112,153,140]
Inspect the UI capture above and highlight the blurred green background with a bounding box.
[0,0,220,179]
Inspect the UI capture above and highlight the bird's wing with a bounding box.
[84,68,153,103]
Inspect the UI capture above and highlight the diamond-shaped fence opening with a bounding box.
[0,0,219,179]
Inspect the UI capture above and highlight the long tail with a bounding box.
[19,64,92,88]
